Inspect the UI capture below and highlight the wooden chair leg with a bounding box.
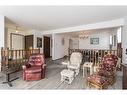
[87,81,91,89]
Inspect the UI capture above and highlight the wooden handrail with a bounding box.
[69,49,122,66]
[1,48,40,71]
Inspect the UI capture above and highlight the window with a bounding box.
[117,27,122,43]
[109,35,113,45]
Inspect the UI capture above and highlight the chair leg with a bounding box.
[75,69,79,76]
[87,81,91,89]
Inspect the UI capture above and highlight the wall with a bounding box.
[0,15,5,71]
[52,33,69,60]
[69,29,117,50]
[52,28,118,60]
[0,15,5,48]
[122,17,127,63]
[79,30,110,49]
[5,29,43,52]
[69,38,79,49]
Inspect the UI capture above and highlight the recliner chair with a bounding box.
[22,53,46,81]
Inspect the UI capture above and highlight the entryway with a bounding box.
[43,36,51,58]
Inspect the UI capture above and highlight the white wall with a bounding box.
[52,28,118,60]
[5,28,43,52]
[0,15,5,48]
[0,15,5,71]
[68,29,117,50]
[79,30,110,49]
[52,33,69,60]
[122,17,127,63]
[69,38,79,49]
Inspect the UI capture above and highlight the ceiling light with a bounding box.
[79,34,89,39]
[16,26,18,33]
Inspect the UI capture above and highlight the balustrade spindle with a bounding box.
[69,49,121,66]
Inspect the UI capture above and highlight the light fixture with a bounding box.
[78,34,89,39]
[16,26,18,33]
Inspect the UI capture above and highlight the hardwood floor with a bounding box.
[0,58,122,89]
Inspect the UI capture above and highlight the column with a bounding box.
[0,15,5,71]
[122,17,127,63]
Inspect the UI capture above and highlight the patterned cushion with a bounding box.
[99,63,115,71]
[28,54,44,66]
[87,74,108,85]
[98,54,118,74]
[102,54,118,66]
[97,70,115,77]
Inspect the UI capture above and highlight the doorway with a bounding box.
[43,36,50,58]
[25,35,34,50]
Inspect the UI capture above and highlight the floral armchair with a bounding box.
[87,54,118,89]
[22,53,46,81]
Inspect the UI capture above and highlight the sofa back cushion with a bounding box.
[102,54,118,66]
[28,54,45,66]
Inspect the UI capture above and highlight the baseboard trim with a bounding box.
[52,57,64,61]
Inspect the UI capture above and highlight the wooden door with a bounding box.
[44,36,50,58]
[117,43,122,58]
[25,35,33,50]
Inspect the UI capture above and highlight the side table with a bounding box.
[83,62,93,77]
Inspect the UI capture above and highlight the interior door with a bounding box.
[117,43,122,58]
[25,35,33,50]
[44,36,50,58]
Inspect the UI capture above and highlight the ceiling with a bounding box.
[0,6,127,31]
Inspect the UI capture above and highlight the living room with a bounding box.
[0,5,127,93]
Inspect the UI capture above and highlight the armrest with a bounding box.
[22,65,26,70]
[42,64,46,68]
[43,64,46,67]
[22,64,31,70]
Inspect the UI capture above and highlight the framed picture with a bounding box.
[37,37,42,48]
[90,38,99,45]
